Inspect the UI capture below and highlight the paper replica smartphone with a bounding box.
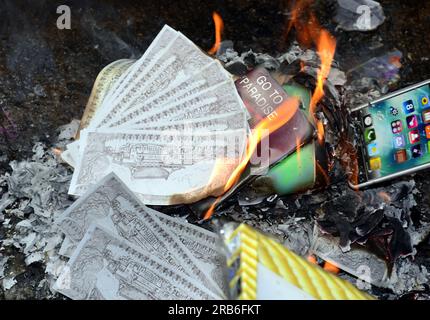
[350,79,430,188]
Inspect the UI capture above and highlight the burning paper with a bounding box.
[66,25,249,205]
[311,227,389,287]
[311,227,430,295]
[69,129,246,204]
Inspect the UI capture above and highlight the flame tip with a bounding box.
[208,11,224,55]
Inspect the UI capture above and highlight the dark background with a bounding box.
[1,0,430,166]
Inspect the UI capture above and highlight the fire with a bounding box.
[316,120,325,143]
[204,1,337,219]
[296,136,302,166]
[310,30,336,144]
[316,161,330,185]
[308,255,340,274]
[307,254,317,264]
[204,98,300,220]
[323,261,340,274]
[208,12,224,55]
[286,0,336,144]
[286,0,318,48]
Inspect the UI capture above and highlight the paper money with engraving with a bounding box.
[153,212,228,294]
[57,173,226,296]
[68,24,251,205]
[105,61,232,127]
[310,227,388,287]
[102,25,177,104]
[138,112,248,132]
[123,80,247,128]
[57,174,187,274]
[78,59,135,136]
[93,32,215,128]
[54,225,220,300]
[89,25,179,128]
[91,51,175,128]
[69,129,246,204]
[62,112,248,168]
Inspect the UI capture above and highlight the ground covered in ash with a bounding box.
[1,0,430,299]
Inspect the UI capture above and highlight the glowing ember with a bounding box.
[378,191,391,203]
[296,136,302,167]
[308,256,340,274]
[208,11,224,55]
[52,147,62,156]
[307,254,317,264]
[316,161,330,185]
[300,60,306,72]
[323,261,340,274]
[338,136,360,187]
[204,98,300,220]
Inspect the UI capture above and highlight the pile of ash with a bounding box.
[0,122,78,299]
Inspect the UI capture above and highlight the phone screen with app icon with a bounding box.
[356,83,430,184]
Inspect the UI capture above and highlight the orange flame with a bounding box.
[204,1,337,219]
[323,261,340,274]
[316,120,325,143]
[287,0,336,144]
[316,160,330,186]
[203,200,217,221]
[208,12,224,55]
[308,255,340,274]
[307,254,317,264]
[285,0,316,48]
[204,98,300,220]
[310,30,336,144]
[296,135,302,169]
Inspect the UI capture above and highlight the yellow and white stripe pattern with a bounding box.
[225,223,375,300]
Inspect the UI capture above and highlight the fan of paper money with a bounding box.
[63,25,249,205]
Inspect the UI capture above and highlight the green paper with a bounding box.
[268,142,316,194]
[266,82,316,194]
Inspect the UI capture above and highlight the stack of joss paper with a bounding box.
[54,174,227,299]
[63,25,249,205]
